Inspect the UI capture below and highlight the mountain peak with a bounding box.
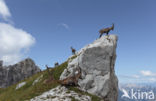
[0,58,40,88]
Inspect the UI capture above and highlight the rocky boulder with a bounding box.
[60,35,118,101]
[0,58,40,88]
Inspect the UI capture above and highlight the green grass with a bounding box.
[70,96,79,101]
[67,55,77,62]
[0,61,68,101]
[70,55,77,60]
[0,88,4,94]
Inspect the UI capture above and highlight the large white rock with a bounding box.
[60,35,118,101]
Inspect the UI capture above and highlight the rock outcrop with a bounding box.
[0,58,40,88]
[31,86,91,101]
[60,35,118,101]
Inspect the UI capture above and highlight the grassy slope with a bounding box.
[0,56,101,101]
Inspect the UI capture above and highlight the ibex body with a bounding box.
[54,62,59,67]
[59,67,81,86]
[99,24,114,38]
[70,47,76,55]
[45,65,51,75]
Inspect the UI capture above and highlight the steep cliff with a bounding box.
[60,35,118,101]
[0,58,40,88]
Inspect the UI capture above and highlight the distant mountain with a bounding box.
[0,58,41,88]
[118,83,156,101]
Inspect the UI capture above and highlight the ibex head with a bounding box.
[70,46,73,49]
[111,23,114,31]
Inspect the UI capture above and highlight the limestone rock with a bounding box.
[0,60,3,67]
[31,86,91,101]
[16,82,26,90]
[33,75,43,85]
[0,58,40,88]
[60,35,118,101]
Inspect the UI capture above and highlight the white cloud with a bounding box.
[119,70,156,83]
[0,0,36,66]
[140,70,156,77]
[119,75,140,79]
[58,23,70,30]
[0,0,11,21]
[0,23,35,65]
[132,75,140,79]
[149,78,156,82]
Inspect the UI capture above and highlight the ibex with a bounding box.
[45,65,51,74]
[71,46,76,55]
[54,62,59,67]
[58,67,81,86]
[99,23,114,38]
[44,65,54,84]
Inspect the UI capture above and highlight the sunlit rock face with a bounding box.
[60,35,118,101]
[0,58,40,88]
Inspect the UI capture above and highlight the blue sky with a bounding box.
[0,0,156,83]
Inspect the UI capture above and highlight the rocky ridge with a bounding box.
[0,58,40,88]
